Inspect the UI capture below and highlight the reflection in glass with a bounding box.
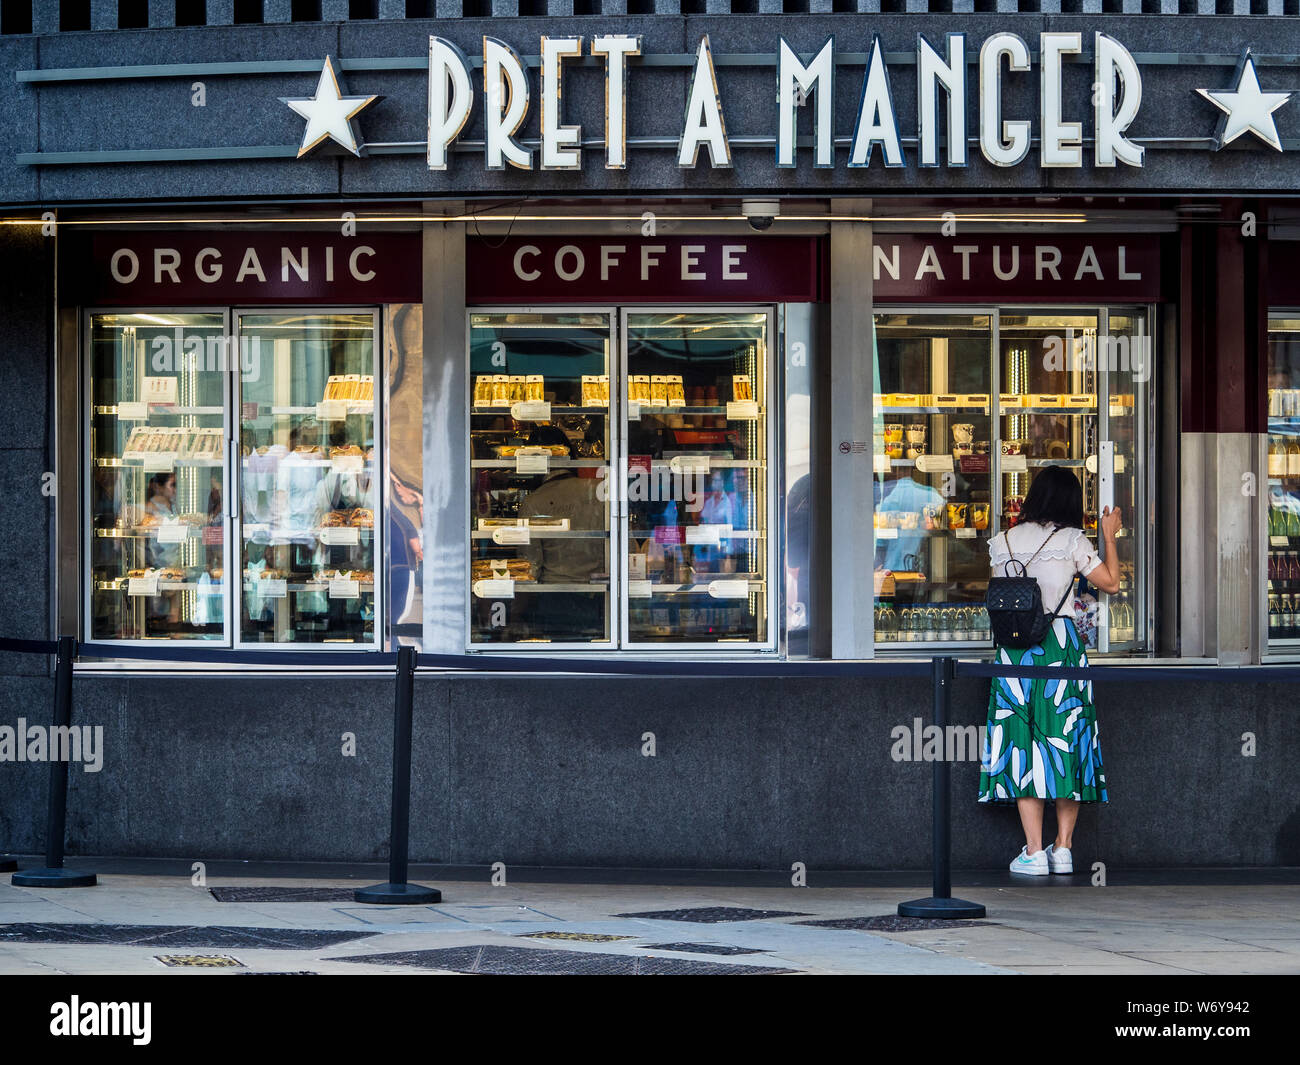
[237,313,379,645]
[468,313,612,644]
[89,313,227,641]
[624,312,770,645]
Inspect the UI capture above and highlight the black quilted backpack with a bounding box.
[985,526,1073,649]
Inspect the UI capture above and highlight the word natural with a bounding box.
[428,32,1143,172]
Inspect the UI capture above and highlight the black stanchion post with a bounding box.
[356,645,441,904]
[898,655,985,920]
[13,636,96,888]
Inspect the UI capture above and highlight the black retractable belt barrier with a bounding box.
[13,636,97,888]
[898,657,986,920]
[356,645,441,904]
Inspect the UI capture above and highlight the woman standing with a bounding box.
[978,465,1123,876]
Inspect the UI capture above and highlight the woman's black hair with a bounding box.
[1018,465,1084,530]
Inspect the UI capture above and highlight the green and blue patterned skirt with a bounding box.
[978,616,1108,804]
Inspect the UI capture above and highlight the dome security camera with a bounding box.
[741,200,780,232]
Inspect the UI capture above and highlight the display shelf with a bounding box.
[471,529,608,540]
[470,458,608,469]
[267,404,374,416]
[877,406,991,415]
[873,528,990,537]
[95,526,208,539]
[475,582,609,594]
[637,580,765,595]
[96,580,225,592]
[649,458,765,469]
[627,529,765,539]
[1000,407,1097,416]
[96,457,225,468]
[472,405,610,415]
[94,405,224,416]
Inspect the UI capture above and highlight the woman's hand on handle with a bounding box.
[1101,505,1123,542]
[1093,506,1123,595]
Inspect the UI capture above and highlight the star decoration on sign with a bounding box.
[1196,50,1293,152]
[282,56,381,158]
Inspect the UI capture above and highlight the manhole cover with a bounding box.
[517,932,635,943]
[241,971,319,976]
[796,916,989,932]
[155,954,244,968]
[643,942,768,956]
[613,907,812,924]
[329,945,797,975]
[0,923,378,949]
[210,887,357,903]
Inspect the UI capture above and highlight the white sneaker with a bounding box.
[1046,844,1073,874]
[1009,846,1049,876]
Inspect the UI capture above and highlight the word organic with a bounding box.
[427,32,1144,172]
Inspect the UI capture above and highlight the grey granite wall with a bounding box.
[1,672,1294,869]
[9,15,1300,203]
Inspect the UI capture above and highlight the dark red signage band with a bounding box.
[76,233,423,305]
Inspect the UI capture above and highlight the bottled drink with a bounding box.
[1286,595,1297,640]
[1288,439,1300,478]
[1270,435,1287,477]
[1288,505,1300,540]
[1270,594,1281,639]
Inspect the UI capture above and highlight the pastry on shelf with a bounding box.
[349,507,374,528]
[331,444,365,459]
[321,510,352,528]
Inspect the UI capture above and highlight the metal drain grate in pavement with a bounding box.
[209,887,357,903]
[241,971,319,976]
[795,916,989,932]
[613,907,812,923]
[0,924,378,950]
[517,932,635,943]
[155,954,244,968]
[329,945,798,975]
[643,942,768,956]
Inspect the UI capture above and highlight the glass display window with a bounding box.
[1266,315,1300,648]
[87,312,230,643]
[466,307,775,651]
[873,307,1151,653]
[85,308,383,649]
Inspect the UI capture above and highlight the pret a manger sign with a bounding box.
[426,32,1145,172]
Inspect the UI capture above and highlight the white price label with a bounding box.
[329,578,360,599]
[628,579,653,598]
[473,578,515,599]
[669,455,711,474]
[955,527,977,539]
[1115,454,1126,474]
[1272,535,1290,548]
[628,553,648,580]
[875,527,899,540]
[118,401,148,420]
[516,452,550,474]
[686,524,730,546]
[142,456,176,472]
[156,521,188,544]
[627,401,641,421]
[1001,454,1029,473]
[510,400,552,422]
[331,455,364,473]
[127,576,159,597]
[259,578,288,598]
[725,400,760,420]
[142,377,178,405]
[492,526,531,545]
[915,454,955,473]
[320,527,360,546]
[707,579,751,599]
[873,453,892,474]
[316,400,348,421]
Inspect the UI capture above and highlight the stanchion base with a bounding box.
[898,896,986,919]
[0,857,16,872]
[12,868,97,888]
[354,882,441,905]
